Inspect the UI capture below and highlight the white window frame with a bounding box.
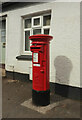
[32,16,42,28]
[23,29,32,54]
[23,17,32,55]
[23,13,51,55]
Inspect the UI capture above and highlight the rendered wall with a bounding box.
[50,2,80,87]
[3,2,80,87]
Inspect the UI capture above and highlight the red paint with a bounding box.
[29,34,53,91]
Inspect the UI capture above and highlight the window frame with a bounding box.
[23,13,51,55]
[24,29,31,52]
[23,17,32,55]
[32,16,42,28]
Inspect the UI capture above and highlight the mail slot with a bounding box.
[30,45,43,52]
[29,34,53,106]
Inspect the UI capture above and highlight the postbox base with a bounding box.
[32,89,50,106]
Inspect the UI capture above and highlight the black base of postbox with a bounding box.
[32,89,50,106]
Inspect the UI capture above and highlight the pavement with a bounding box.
[1,69,81,119]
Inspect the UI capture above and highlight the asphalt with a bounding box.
[2,76,81,119]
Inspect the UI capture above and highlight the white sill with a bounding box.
[23,51,32,55]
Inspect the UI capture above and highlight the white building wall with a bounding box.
[4,2,80,87]
[50,2,80,87]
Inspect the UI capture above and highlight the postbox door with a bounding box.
[33,51,45,91]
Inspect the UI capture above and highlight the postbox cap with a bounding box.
[29,34,53,42]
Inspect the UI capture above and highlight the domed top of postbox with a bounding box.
[29,34,53,42]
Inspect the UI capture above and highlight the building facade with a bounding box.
[0,2,81,99]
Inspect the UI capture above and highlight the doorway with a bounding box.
[1,19,6,67]
[1,19,6,76]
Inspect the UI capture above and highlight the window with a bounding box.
[23,14,51,53]
[33,28,41,35]
[25,31,30,51]
[44,28,49,35]
[32,16,42,28]
[43,15,51,26]
[25,18,31,28]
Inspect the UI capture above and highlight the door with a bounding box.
[1,19,6,67]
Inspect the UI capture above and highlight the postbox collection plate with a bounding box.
[33,53,38,62]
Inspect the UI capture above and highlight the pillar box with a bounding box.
[29,34,53,106]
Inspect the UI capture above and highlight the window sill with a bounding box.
[16,55,32,61]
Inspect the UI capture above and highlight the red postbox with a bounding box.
[29,34,53,106]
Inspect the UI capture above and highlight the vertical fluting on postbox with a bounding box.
[29,34,53,106]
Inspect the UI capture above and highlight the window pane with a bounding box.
[44,29,50,35]
[25,31,30,51]
[1,20,6,42]
[2,20,6,29]
[43,15,51,26]
[33,29,41,35]
[25,19,31,28]
[34,18,40,26]
[1,36,6,42]
[1,30,6,36]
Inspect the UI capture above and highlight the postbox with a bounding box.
[29,34,53,106]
